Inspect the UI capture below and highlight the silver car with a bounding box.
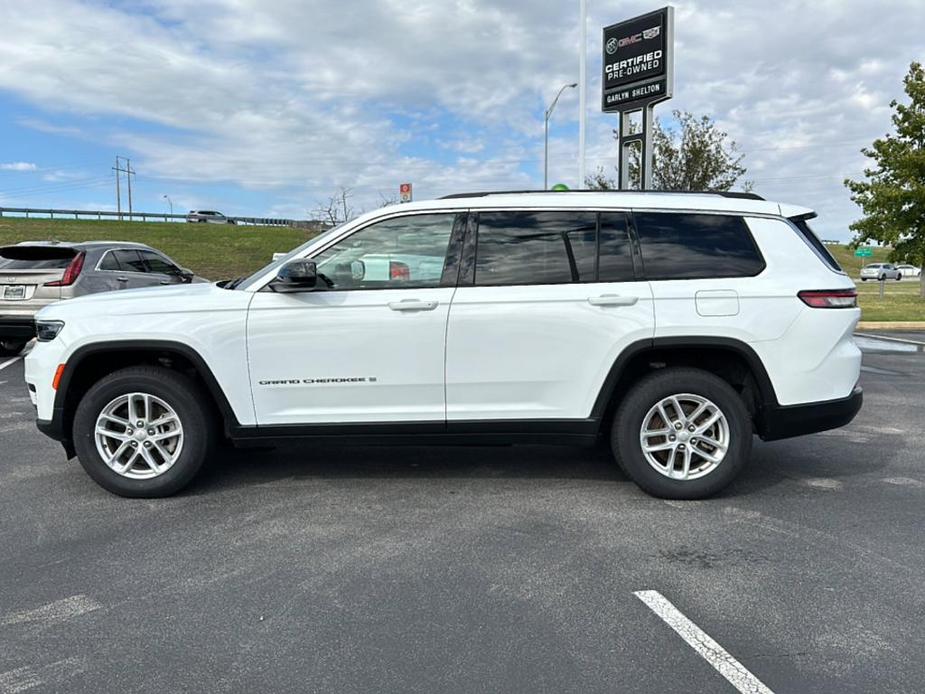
[859,263,902,281]
[186,210,236,224]
[0,241,203,356]
[896,264,922,278]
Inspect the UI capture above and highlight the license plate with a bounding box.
[3,285,25,300]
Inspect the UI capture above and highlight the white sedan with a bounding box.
[896,264,922,278]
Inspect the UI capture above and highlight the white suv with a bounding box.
[25,191,862,499]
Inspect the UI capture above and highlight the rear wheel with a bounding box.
[611,368,752,499]
[896,273,902,281]
[0,339,27,356]
[72,366,213,497]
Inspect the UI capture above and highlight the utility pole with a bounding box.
[112,156,136,220]
[112,157,122,220]
[126,158,134,217]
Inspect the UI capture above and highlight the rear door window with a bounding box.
[114,250,147,273]
[473,211,598,286]
[598,213,636,282]
[633,212,765,280]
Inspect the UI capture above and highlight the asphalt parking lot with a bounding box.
[1,336,923,693]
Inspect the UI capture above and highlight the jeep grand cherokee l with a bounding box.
[25,191,862,499]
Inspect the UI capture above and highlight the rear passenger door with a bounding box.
[633,212,769,342]
[97,249,163,290]
[445,210,655,423]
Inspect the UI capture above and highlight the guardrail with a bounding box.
[0,206,307,228]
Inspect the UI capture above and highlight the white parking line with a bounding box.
[0,356,21,372]
[634,590,774,694]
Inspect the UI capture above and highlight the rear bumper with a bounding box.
[758,387,863,441]
[0,317,35,339]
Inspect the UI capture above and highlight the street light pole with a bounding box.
[579,0,588,187]
[163,194,173,215]
[544,82,578,190]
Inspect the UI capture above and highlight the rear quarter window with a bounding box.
[633,212,765,280]
[790,218,843,273]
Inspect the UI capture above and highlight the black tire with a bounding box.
[0,339,27,357]
[611,367,752,499]
[879,275,886,282]
[861,278,867,282]
[72,366,214,497]
[896,274,902,281]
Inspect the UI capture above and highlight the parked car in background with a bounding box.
[0,241,203,356]
[186,210,235,224]
[860,263,902,281]
[896,264,922,278]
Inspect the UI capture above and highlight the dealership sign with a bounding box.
[602,7,674,112]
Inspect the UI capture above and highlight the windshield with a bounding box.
[232,222,347,290]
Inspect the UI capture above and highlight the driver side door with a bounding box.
[246,211,465,427]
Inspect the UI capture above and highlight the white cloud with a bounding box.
[0,0,920,238]
[0,162,37,171]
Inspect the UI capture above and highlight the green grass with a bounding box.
[826,242,925,321]
[1,218,922,321]
[854,278,925,322]
[0,217,319,280]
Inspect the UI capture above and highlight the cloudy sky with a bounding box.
[0,0,921,239]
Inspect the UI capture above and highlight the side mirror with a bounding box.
[272,259,318,292]
[178,268,195,283]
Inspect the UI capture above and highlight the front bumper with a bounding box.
[758,386,863,441]
[0,317,36,340]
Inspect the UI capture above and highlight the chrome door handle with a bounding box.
[117,276,128,282]
[588,294,638,307]
[159,280,171,285]
[388,299,438,312]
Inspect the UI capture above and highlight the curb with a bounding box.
[856,321,925,331]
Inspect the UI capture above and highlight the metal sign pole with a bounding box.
[617,104,654,190]
[641,103,655,190]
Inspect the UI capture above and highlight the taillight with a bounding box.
[389,261,410,281]
[44,251,85,287]
[798,289,858,309]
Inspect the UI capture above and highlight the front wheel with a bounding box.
[611,368,752,499]
[0,339,27,356]
[72,366,214,497]
[896,274,902,281]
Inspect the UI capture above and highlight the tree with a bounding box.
[312,186,355,226]
[845,61,925,298]
[586,109,750,192]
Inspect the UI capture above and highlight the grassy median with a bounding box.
[0,217,318,280]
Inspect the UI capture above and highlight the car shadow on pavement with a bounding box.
[181,438,844,499]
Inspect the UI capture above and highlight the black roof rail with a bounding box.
[439,189,765,201]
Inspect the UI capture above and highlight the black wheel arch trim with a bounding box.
[45,339,241,444]
[590,336,781,421]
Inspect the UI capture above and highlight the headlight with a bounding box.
[35,320,65,342]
